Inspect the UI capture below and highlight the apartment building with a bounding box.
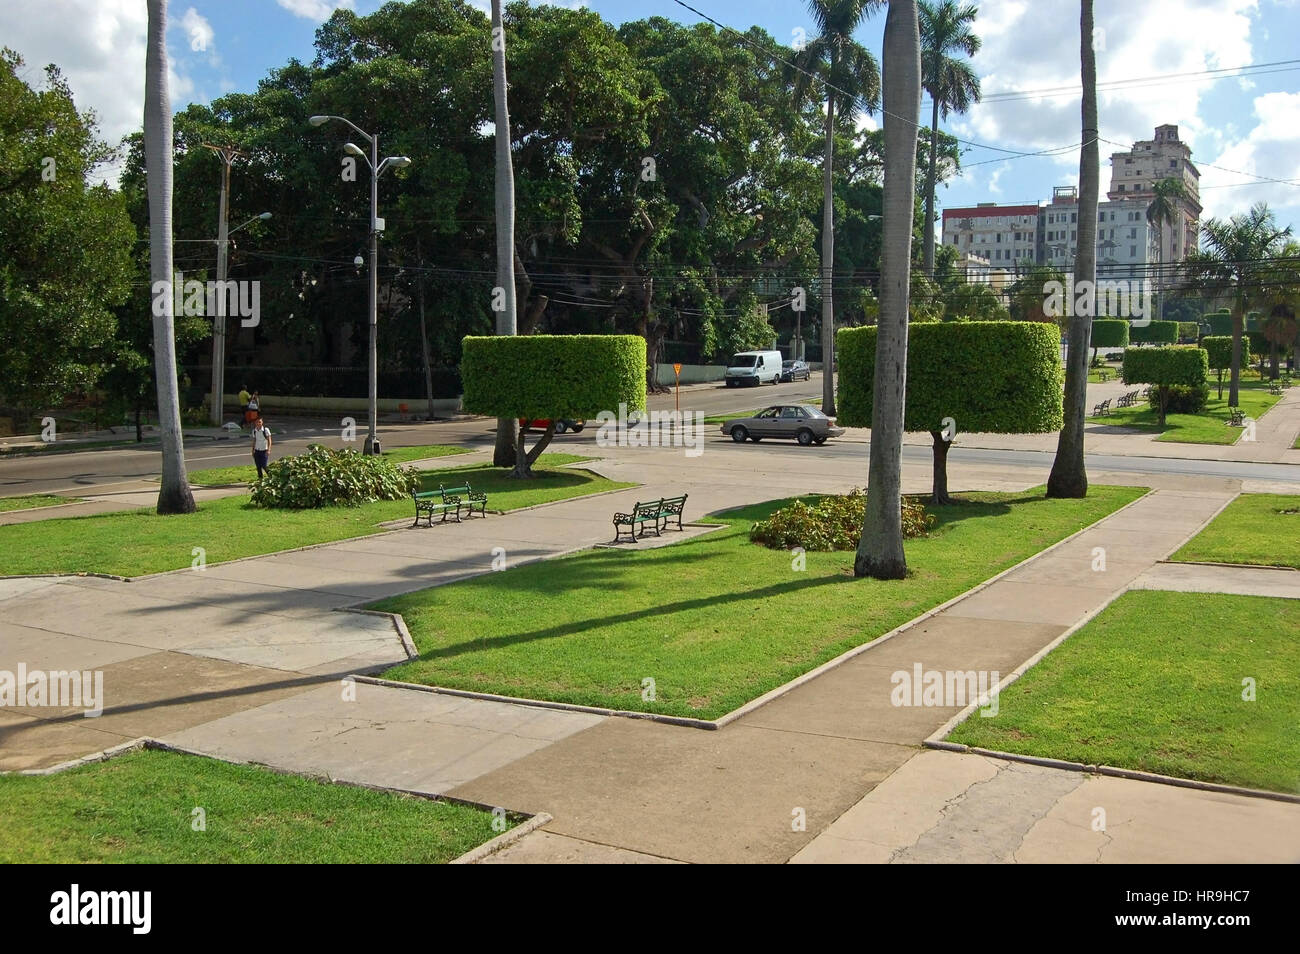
[1106,123,1201,266]
[940,202,1040,267]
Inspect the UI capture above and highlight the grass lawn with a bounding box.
[375,485,1145,720]
[0,454,631,577]
[0,494,78,512]
[188,443,470,486]
[0,748,505,863]
[947,590,1300,793]
[1170,493,1300,568]
[1087,367,1119,383]
[1087,381,1280,444]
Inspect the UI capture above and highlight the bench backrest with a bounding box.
[634,499,664,515]
[661,494,687,506]
[440,484,472,496]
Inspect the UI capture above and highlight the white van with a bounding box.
[724,350,783,387]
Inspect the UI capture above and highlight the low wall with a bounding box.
[223,394,462,417]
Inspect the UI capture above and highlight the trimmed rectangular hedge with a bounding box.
[1129,320,1178,345]
[1091,319,1130,349]
[1201,335,1250,371]
[461,335,646,419]
[1122,346,1208,387]
[836,321,1063,434]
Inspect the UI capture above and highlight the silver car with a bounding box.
[720,404,845,446]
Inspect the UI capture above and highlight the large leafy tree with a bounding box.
[855,0,920,580]
[791,0,882,416]
[1046,0,1099,500]
[918,0,980,278]
[1184,203,1292,406]
[0,50,134,411]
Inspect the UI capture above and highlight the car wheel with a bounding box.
[813,436,827,445]
[571,425,584,433]
[797,429,813,446]
[554,421,567,434]
[750,436,762,442]
[731,426,749,443]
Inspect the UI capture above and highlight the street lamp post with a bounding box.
[309,115,411,454]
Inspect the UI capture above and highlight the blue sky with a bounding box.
[5,0,1299,234]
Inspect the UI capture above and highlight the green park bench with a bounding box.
[613,499,665,543]
[1268,381,1283,396]
[1097,369,1111,382]
[412,489,459,527]
[657,494,689,533]
[1227,408,1246,427]
[1092,398,1111,417]
[440,483,488,519]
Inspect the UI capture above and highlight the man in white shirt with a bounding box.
[251,417,273,479]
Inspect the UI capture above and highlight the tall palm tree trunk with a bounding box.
[821,88,837,416]
[922,75,940,277]
[145,0,195,515]
[855,0,920,580]
[1046,0,1097,500]
[490,0,520,468]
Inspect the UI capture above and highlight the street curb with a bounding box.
[345,674,719,730]
[923,743,1300,805]
[335,607,419,659]
[450,812,555,864]
[1158,559,1299,572]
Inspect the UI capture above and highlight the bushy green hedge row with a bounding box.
[1129,320,1178,345]
[250,445,420,509]
[1178,321,1201,341]
[1203,310,1232,337]
[1091,319,1130,349]
[460,335,646,419]
[1201,336,1250,371]
[836,321,1063,434]
[1122,346,1208,387]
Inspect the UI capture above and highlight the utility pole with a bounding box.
[416,237,435,421]
[202,143,245,427]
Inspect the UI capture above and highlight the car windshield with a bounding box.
[730,354,757,367]
[782,360,794,369]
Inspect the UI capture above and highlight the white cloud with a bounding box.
[0,0,203,184]
[276,0,354,21]
[953,0,1259,178]
[180,7,215,58]
[1199,91,1300,225]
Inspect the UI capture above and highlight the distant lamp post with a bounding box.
[309,114,412,454]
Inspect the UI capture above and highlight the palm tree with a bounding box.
[1045,0,1098,500]
[792,0,882,417]
[1262,240,1300,378]
[1184,203,1292,406]
[144,0,195,514]
[1145,176,1186,321]
[490,0,520,470]
[919,0,980,278]
[854,0,920,579]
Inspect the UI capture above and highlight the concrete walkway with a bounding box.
[1131,561,1300,597]
[4,439,1299,861]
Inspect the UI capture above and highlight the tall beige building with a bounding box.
[1106,124,1201,267]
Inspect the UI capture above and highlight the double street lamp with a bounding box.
[309,114,411,454]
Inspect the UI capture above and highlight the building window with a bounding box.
[1118,184,1125,192]
[1129,228,1137,238]
[1130,245,1137,256]
[1169,159,1177,167]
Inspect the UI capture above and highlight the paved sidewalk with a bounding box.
[4,439,1298,862]
[789,750,1300,863]
[1131,561,1300,597]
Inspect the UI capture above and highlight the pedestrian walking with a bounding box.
[251,417,273,479]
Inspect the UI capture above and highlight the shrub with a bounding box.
[837,321,1062,502]
[249,445,419,509]
[749,489,935,552]
[461,334,646,420]
[1149,384,1208,415]
[1178,321,1201,342]
[1122,346,1209,426]
[1091,318,1130,351]
[1203,310,1233,337]
[1202,335,1252,399]
[1129,320,1178,345]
